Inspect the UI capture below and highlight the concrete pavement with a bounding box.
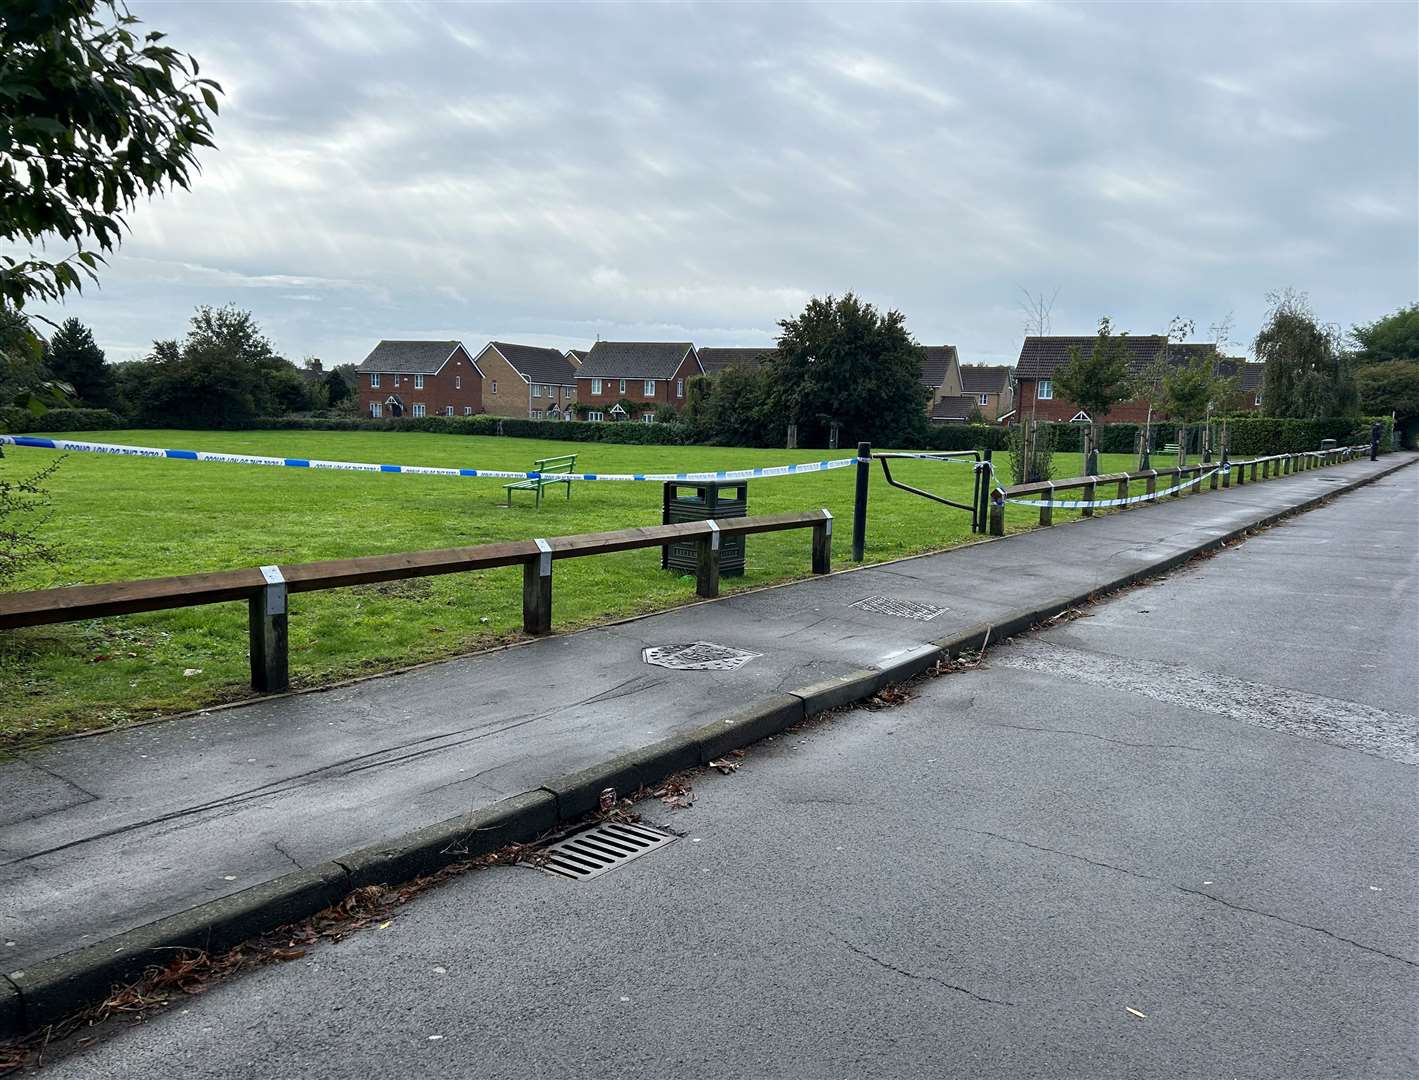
[1,450,1412,1035]
[29,453,1418,1079]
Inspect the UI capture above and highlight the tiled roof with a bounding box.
[575,341,698,380]
[919,345,959,389]
[960,365,1012,393]
[357,340,464,375]
[487,342,578,385]
[566,349,589,367]
[1015,336,1217,379]
[930,393,982,421]
[697,347,776,374]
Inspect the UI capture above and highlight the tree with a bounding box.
[1352,303,1419,366]
[0,305,74,416]
[1159,352,1237,422]
[1255,290,1358,418]
[322,368,351,407]
[1355,362,1419,420]
[1053,316,1133,423]
[695,365,781,446]
[1018,287,1059,337]
[1,1,221,311]
[770,293,927,448]
[125,304,312,424]
[44,317,115,407]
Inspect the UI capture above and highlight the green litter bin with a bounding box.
[662,481,747,576]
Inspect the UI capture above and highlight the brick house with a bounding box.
[1216,359,1266,412]
[697,347,776,374]
[1013,336,1221,424]
[919,345,964,415]
[960,365,1014,421]
[473,342,580,420]
[356,340,484,418]
[573,342,703,421]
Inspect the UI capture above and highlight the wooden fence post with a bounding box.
[1115,476,1129,507]
[989,489,1005,536]
[523,539,553,634]
[812,510,833,574]
[696,522,721,599]
[1039,483,1054,526]
[249,565,289,692]
[1171,468,1184,497]
[1081,478,1097,517]
[1145,470,1158,501]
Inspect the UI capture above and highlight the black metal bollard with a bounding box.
[851,441,870,562]
[1371,422,1381,461]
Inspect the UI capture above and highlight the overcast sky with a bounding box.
[25,0,1419,365]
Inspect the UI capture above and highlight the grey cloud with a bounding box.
[24,0,1417,365]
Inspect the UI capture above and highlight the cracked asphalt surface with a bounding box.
[34,468,1419,1079]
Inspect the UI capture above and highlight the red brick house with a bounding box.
[356,340,484,418]
[573,342,703,421]
[472,342,580,420]
[960,365,1015,422]
[1014,336,1227,424]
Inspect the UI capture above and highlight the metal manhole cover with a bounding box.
[642,642,761,671]
[851,595,946,621]
[540,821,678,880]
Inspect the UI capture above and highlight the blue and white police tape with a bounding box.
[1001,467,1224,509]
[0,435,860,483]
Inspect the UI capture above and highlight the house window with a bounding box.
[412,404,426,418]
[464,406,472,415]
[676,379,684,398]
[444,406,453,416]
[1254,392,1262,406]
[618,379,626,394]
[564,385,574,397]
[588,410,604,422]
[533,384,543,398]
[415,374,425,389]
[644,379,655,395]
[642,413,654,424]
[1038,379,1053,400]
[532,409,542,419]
[370,402,382,418]
[370,373,381,389]
[491,380,497,394]
[978,393,989,406]
[591,378,602,395]
[455,376,461,390]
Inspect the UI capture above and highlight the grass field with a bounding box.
[0,428,1175,743]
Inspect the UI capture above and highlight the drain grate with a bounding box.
[540,821,678,880]
[642,641,761,671]
[851,595,946,621]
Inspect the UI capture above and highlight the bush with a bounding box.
[915,424,1009,452]
[0,407,123,433]
[1221,415,1391,455]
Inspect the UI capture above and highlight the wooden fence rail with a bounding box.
[988,445,1370,535]
[0,509,834,693]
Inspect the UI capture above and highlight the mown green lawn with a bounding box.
[0,429,1174,743]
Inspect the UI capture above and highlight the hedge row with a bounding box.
[2,409,1389,457]
[1221,415,1391,454]
[0,407,124,434]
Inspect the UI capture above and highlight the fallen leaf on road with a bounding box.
[378,920,392,930]
[709,757,741,774]
[1125,1007,1148,1019]
[269,948,306,962]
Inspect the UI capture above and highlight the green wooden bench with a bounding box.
[1162,442,1180,456]
[504,455,576,508]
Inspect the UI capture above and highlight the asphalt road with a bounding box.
[34,466,1418,1079]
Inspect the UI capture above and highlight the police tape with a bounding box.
[998,467,1224,509]
[0,435,861,483]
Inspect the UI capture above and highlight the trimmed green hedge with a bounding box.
[1222,415,1391,454]
[0,407,124,434]
[174,414,697,445]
